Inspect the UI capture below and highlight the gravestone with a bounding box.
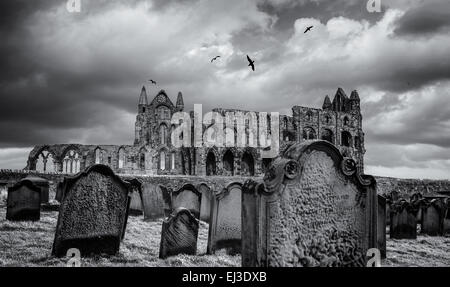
[6,180,41,221]
[55,181,64,202]
[199,184,212,223]
[52,164,131,257]
[444,200,450,236]
[386,199,391,227]
[377,195,387,259]
[126,178,144,216]
[171,184,201,219]
[23,176,49,204]
[390,200,417,239]
[142,183,171,220]
[159,207,199,259]
[242,141,377,267]
[207,182,242,255]
[421,199,445,236]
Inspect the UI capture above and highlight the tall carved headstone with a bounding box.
[421,199,446,236]
[159,207,199,259]
[172,184,201,219]
[6,180,41,221]
[142,183,171,220]
[377,195,387,259]
[207,182,242,255]
[52,164,131,257]
[390,200,417,239]
[242,141,377,267]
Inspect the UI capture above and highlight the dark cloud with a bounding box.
[394,0,450,36]
[0,0,450,179]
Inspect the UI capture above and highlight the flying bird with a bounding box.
[304,26,313,33]
[246,55,255,71]
[211,55,221,63]
[148,79,157,85]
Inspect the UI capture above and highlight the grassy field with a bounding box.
[0,204,449,267]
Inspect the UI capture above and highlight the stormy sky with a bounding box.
[0,0,449,179]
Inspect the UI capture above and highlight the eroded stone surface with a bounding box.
[207,183,242,254]
[242,141,377,267]
[390,200,418,239]
[171,185,201,219]
[159,208,199,259]
[6,181,41,221]
[52,165,130,257]
[421,199,446,236]
[142,183,170,220]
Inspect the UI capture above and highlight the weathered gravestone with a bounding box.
[55,181,64,202]
[199,183,213,223]
[207,182,242,255]
[242,141,377,267]
[52,164,131,257]
[126,178,144,216]
[390,199,417,239]
[6,180,41,221]
[421,199,446,236]
[386,198,391,227]
[377,195,387,259]
[410,193,423,224]
[444,200,450,236]
[159,207,199,259]
[24,176,49,204]
[172,184,202,219]
[142,183,171,221]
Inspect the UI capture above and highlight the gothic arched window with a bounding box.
[160,124,168,145]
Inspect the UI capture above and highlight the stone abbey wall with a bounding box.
[24,87,366,178]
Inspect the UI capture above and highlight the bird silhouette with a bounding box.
[211,55,221,63]
[148,79,157,85]
[246,55,255,71]
[304,26,313,33]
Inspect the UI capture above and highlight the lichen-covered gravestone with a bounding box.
[142,183,171,221]
[6,180,41,221]
[52,164,131,257]
[390,200,417,239]
[377,195,387,259]
[242,141,377,267]
[159,207,199,259]
[207,182,242,255]
[171,184,201,219]
[421,199,446,236]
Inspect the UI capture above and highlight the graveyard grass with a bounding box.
[0,205,239,267]
[0,204,449,267]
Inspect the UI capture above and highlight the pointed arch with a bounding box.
[206,150,217,176]
[118,147,126,169]
[241,151,255,176]
[321,128,334,143]
[341,131,352,147]
[159,123,168,145]
[223,149,235,176]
